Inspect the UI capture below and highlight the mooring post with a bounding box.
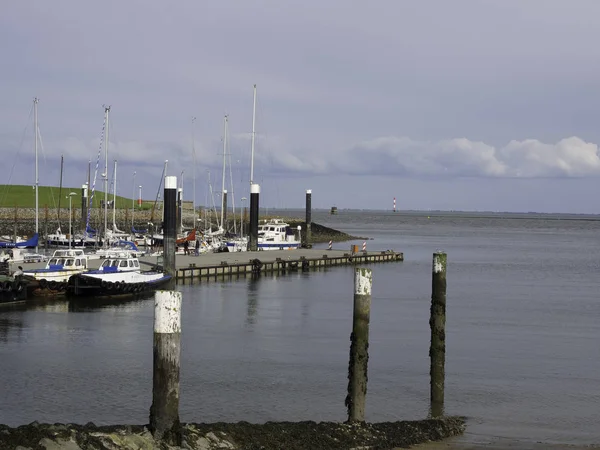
[304,189,312,248]
[222,189,228,232]
[430,251,447,418]
[163,176,177,283]
[176,187,182,236]
[249,183,260,252]
[149,290,182,444]
[345,267,373,422]
[81,184,88,233]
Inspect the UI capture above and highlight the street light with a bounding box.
[67,192,77,249]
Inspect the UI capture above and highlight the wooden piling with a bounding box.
[304,189,312,248]
[430,251,447,418]
[81,183,88,233]
[249,183,260,252]
[222,189,228,231]
[149,290,182,444]
[176,187,183,236]
[163,176,177,281]
[345,267,372,422]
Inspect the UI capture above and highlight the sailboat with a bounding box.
[225,85,300,252]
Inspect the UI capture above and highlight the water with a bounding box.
[1,210,599,445]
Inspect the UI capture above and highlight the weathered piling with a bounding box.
[249,183,260,252]
[304,189,312,248]
[81,183,88,233]
[149,290,182,444]
[176,187,183,235]
[430,251,447,418]
[222,189,228,231]
[345,268,373,422]
[163,176,177,279]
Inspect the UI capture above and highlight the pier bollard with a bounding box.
[163,176,177,284]
[430,252,447,418]
[150,290,182,444]
[345,268,372,422]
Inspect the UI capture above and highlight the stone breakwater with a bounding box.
[0,417,466,449]
[0,209,360,244]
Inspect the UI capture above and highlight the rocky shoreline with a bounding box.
[0,417,466,449]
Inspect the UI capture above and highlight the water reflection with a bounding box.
[0,315,24,343]
[246,275,260,327]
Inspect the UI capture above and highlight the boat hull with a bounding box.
[67,272,172,298]
[0,276,34,305]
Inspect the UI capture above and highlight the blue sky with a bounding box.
[2,1,600,213]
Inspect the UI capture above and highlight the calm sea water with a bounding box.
[1,210,599,446]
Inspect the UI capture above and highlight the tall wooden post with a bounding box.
[345,268,373,422]
[304,189,312,248]
[430,252,447,418]
[163,176,177,280]
[249,183,260,252]
[149,290,182,444]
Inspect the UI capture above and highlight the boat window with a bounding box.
[66,259,74,266]
[129,260,134,267]
[75,259,80,266]
[134,260,139,267]
[119,260,128,267]
[101,260,110,267]
[57,258,65,265]
[112,260,119,267]
[49,258,58,265]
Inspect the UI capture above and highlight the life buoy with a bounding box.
[39,279,48,289]
[48,281,58,290]
[2,281,11,291]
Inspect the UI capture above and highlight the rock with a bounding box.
[39,437,82,450]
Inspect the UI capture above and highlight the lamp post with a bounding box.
[68,192,77,249]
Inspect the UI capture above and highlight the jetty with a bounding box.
[140,248,404,282]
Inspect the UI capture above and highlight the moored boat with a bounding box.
[67,251,171,298]
[22,249,89,296]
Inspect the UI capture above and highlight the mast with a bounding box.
[250,84,257,186]
[57,154,63,231]
[34,97,39,252]
[191,116,196,224]
[221,115,228,230]
[103,105,110,240]
[112,159,117,231]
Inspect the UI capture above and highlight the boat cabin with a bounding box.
[99,253,141,273]
[46,249,88,270]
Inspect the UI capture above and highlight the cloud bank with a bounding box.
[30,134,600,182]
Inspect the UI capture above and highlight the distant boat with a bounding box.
[22,249,89,295]
[0,233,39,249]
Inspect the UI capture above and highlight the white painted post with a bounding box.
[149,290,182,444]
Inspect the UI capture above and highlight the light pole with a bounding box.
[67,192,77,249]
[132,171,136,228]
[138,185,142,208]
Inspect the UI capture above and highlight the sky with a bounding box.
[2,0,600,213]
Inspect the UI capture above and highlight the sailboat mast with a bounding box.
[221,115,228,229]
[34,97,39,252]
[191,116,196,223]
[103,105,110,239]
[250,84,257,186]
[57,154,63,230]
[112,159,117,230]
